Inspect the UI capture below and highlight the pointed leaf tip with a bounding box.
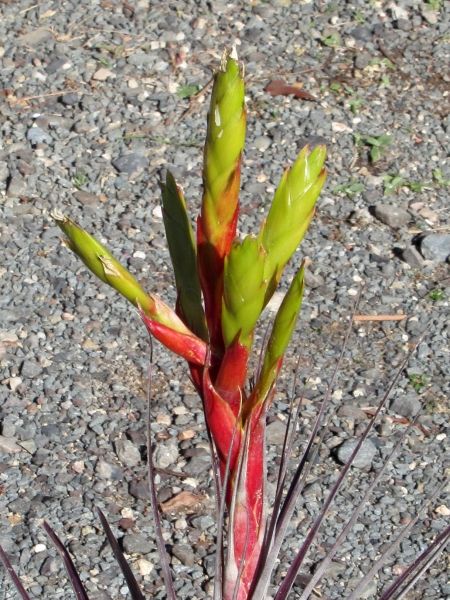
[50,208,66,222]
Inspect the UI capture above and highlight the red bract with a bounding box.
[140,313,207,367]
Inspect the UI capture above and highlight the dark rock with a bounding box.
[172,543,196,566]
[60,93,80,106]
[395,18,412,31]
[112,153,147,176]
[122,533,150,554]
[337,405,367,421]
[401,246,425,268]
[335,438,378,469]
[191,515,215,530]
[373,204,410,228]
[95,460,123,480]
[129,478,149,501]
[19,28,53,46]
[350,26,373,42]
[7,175,27,197]
[406,317,424,336]
[127,52,154,67]
[184,453,211,475]
[153,441,179,468]
[17,159,35,176]
[267,419,286,445]
[390,394,422,418]
[115,438,141,467]
[20,360,43,378]
[27,126,52,146]
[73,191,100,205]
[0,435,21,453]
[355,52,372,70]
[40,556,59,576]
[0,161,9,185]
[304,269,325,288]
[46,58,68,74]
[420,234,450,262]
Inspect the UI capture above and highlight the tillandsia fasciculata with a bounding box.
[3,49,440,600]
[50,48,326,600]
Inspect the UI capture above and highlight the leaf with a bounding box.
[54,211,207,357]
[322,33,341,47]
[370,146,381,162]
[264,80,317,101]
[97,509,145,600]
[177,83,201,99]
[383,174,405,194]
[334,180,365,196]
[0,545,32,600]
[44,522,90,600]
[201,52,246,250]
[256,265,305,400]
[160,491,207,514]
[161,171,207,339]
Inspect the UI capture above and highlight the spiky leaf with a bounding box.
[257,265,305,400]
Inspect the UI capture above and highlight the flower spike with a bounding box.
[197,51,246,353]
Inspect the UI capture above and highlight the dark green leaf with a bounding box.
[161,171,207,339]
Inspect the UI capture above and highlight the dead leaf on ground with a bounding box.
[160,491,206,514]
[265,79,317,101]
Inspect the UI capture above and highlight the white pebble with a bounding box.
[184,477,198,488]
[92,68,115,81]
[175,518,187,530]
[435,505,450,516]
[332,121,352,133]
[152,205,163,220]
[9,377,22,391]
[137,558,153,576]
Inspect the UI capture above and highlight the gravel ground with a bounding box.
[0,1,449,599]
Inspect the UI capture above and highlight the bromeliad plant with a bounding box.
[3,50,448,600]
[51,50,326,600]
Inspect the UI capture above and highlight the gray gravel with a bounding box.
[1,1,449,599]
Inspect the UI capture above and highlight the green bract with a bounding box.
[52,210,153,315]
[222,235,267,348]
[260,144,326,300]
[201,53,246,248]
